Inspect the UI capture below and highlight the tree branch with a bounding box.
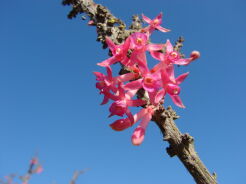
[62,1,217,183]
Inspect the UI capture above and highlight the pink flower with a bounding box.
[128,32,164,75]
[142,12,170,33]
[35,166,43,174]
[109,100,128,117]
[131,106,154,145]
[161,69,189,108]
[94,66,139,105]
[97,37,130,67]
[124,72,161,93]
[151,39,199,66]
[94,66,117,104]
[107,82,146,123]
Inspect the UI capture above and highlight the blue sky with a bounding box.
[0,0,245,184]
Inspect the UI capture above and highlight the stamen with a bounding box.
[136,38,142,44]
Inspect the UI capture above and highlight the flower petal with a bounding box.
[176,72,189,85]
[156,25,171,32]
[117,72,136,82]
[154,89,166,104]
[124,79,143,90]
[165,39,173,53]
[131,126,145,146]
[147,44,164,51]
[100,95,109,105]
[126,99,146,107]
[150,51,165,61]
[170,95,185,108]
[110,118,132,131]
[173,58,192,66]
[97,56,117,67]
[142,14,152,24]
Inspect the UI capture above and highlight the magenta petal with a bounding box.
[131,111,152,146]
[93,71,104,81]
[147,44,164,51]
[150,62,163,73]
[142,14,152,24]
[126,109,134,125]
[156,12,163,21]
[170,95,185,108]
[133,108,148,123]
[176,72,189,85]
[117,82,126,97]
[126,99,146,107]
[139,112,152,129]
[100,95,109,105]
[161,69,170,85]
[142,83,155,92]
[97,56,117,67]
[109,118,132,131]
[123,37,131,51]
[154,89,166,104]
[106,66,113,80]
[121,57,130,65]
[166,65,176,83]
[131,126,145,146]
[156,25,171,32]
[150,51,165,61]
[103,91,119,101]
[173,58,192,66]
[124,79,143,90]
[165,39,173,53]
[117,73,136,82]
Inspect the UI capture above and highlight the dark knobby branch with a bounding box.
[62,1,217,183]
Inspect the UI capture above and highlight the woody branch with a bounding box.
[62,0,217,183]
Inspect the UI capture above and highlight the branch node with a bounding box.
[181,133,194,146]
[166,146,177,157]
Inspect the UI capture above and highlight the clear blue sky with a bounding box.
[0,0,245,183]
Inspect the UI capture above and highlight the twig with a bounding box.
[62,1,217,183]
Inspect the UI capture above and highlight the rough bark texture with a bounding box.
[62,1,218,183]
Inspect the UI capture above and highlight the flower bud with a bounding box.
[131,126,145,146]
[190,51,200,61]
[110,118,131,131]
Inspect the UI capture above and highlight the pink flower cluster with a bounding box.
[94,13,200,145]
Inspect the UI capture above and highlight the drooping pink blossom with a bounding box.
[109,108,148,131]
[131,106,154,145]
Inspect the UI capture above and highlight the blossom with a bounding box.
[161,69,189,108]
[94,12,200,146]
[94,66,139,105]
[131,106,154,145]
[97,37,130,67]
[107,82,146,123]
[142,12,170,33]
[151,39,200,66]
[128,32,164,74]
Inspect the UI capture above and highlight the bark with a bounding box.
[62,1,218,183]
